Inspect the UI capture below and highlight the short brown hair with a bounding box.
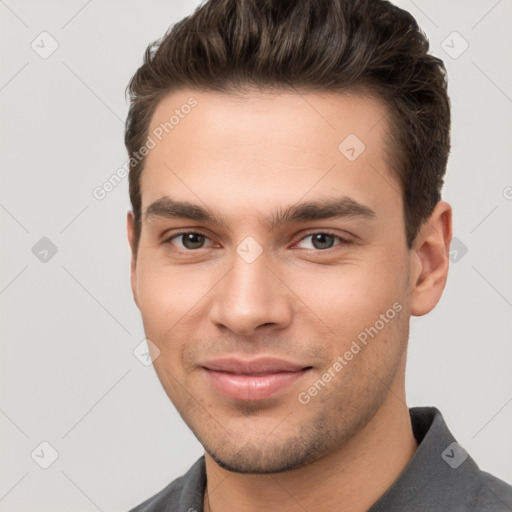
[125,0,450,254]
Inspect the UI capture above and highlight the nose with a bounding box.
[208,251,293,336]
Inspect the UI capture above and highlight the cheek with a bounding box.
[287,255,408,343]
[135,263,190,356]
[136,259,203,323]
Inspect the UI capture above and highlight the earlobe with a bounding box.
[410,201,452,317]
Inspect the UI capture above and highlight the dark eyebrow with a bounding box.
[145,197,223,224]
[144,195,376,229]
[267,196,376,228]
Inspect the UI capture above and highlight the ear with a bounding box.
[127,211,139,309]
[409,201,452,316]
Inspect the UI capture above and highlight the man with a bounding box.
[124,0,512,510]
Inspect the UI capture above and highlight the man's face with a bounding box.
[128,88,418,473]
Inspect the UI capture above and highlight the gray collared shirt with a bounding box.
[129,407,512,511]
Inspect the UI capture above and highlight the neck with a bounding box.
[203,371,417,512]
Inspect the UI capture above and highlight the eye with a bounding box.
[165,232,214,251]
[295,232,351,250]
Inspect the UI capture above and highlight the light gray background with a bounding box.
[1,0,511,511]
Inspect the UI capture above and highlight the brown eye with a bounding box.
[166,232,213,250]
[181,233,206,249]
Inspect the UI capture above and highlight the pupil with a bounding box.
[183,233,204,249]
[313,233,334,250]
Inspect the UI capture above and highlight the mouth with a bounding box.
[200,357,313,402]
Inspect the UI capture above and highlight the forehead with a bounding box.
[141,88,400,222]
[147,88,390,155]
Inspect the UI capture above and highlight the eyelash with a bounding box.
[162,230,352,253]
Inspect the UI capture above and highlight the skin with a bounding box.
[127,88,452,512]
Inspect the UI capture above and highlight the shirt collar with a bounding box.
[368,406,480,511]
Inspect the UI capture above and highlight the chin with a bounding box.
[200,423,338,474]
[206,444,316,474]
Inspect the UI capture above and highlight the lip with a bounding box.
[201,357,312,401]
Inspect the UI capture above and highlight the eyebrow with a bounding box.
[144,195,376,230]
